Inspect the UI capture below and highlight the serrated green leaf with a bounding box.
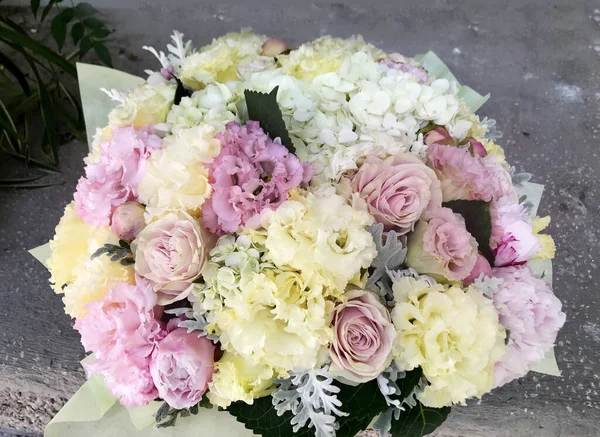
[244,86,294,153]
[71,22,84,44]
[390,402,450,437]
[50,7,74,51]
[336,380,388,437]
[93,44,112,67]
[443,199,495,264]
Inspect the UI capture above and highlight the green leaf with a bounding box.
[0,50,31,95]
[228,396,314,437]
[41,0,63,22]
[0,26,77,77]
[336,380,388,437]
[93,43,112,67]
[91,28,111,40]
[50,7,74,51]
[443,199,495,264]
[155,402,170,423]
[244,86,294,153]
[83,17,104,30]
[79,35,93,57]
[398,368,423,399]
[71,22,84,44]
[173,75,192,105]
[390,402,450,437]
[30,0,40,18]
[228,381,387,437]
[75,2,99,18]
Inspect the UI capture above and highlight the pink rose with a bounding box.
[74,276,163,407]
[406,207,479,281]
[491,266,565,388]
[463,254,493,286]
[351,154,442,234]
[150,323,215,409]
[132,211,214,305]
[423,127,455,146]
[329,290,395,383]
[111,201,146,241]
[74,126,162,226]
[426,143,515,203]
[491,196,541,267]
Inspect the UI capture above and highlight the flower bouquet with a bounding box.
[32,30,566,437]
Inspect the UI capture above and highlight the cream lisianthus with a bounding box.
[48,203,134,318]
[108,82,175,128]
[391,277,506,407]
[207,352,274,408]
[260,187,377,293]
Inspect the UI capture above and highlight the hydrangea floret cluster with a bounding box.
[46,30,565,437]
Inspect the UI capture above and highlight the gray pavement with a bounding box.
[0,0,599,436]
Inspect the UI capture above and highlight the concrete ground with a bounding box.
[1,0,599,436]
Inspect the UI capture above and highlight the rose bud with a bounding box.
[111,201,146,241]
[261,38,291,57]
[466,137,488,157]
[463,254,493,286]
[424,126,455,146]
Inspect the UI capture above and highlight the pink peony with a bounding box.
[491,196,541,267]
[74,126,162,226]
[406,207,479,281]
[463,254,493,286]
[426,143,515,203]
[132,211,214,305]
[74,276,163,407]
[202,121,313,235]
[351,154,442,235]
[329,290,395,384]
[381,54,429,84]
[492,265,566,388]
[150,321,216,409]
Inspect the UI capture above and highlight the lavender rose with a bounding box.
[406,207,478,281]
[132,211,214,304]
[351,154,442,235]
[329,289,395,384]
[150,323,216,409]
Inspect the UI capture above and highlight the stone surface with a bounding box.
[0,0,599,436]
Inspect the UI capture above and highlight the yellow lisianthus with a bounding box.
[108,82,175,128]
[391,277,506,407]
[480,138,506,163]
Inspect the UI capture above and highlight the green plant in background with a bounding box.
[0,0,112,188]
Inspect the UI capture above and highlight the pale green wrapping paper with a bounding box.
[28,61,560,436]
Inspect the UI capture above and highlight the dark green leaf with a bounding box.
[390,402,450,437]
[336,380,388,437]
[244,86,294,153]
[71,22,84,44]
[173,75,192,106]
[189,404,199,415]
[50,7,74,51]
[75,2,99,17]
[443,199,495,264]
[155,402,170,423]
[0,175,43,184]
[83,17,104,30]
[228,396,314,437]
[398,368,423,399]
[0,182,62,189]
[93,43,112,67]
[91,28,111,40]
[0,50,32,95]
[0,26,77,77]
[41,0,63,22]
[118,239,130,249]
[30,0,41,18]
[79,35,93,57]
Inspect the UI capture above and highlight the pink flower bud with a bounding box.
[463,254,493,286]
[466,138,488,157]
[424,127,455,146]
[111,201,146,241]
[261,38,291,57]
